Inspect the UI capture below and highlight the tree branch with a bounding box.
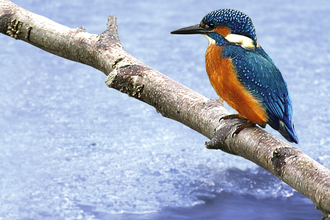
[1,0,329,218]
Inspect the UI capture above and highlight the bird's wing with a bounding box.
[222,45,293,131]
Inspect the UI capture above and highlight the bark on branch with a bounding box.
[1,0,329,218]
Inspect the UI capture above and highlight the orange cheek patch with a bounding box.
[213,26,231,37]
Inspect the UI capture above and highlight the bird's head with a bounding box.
[171,9,257,49]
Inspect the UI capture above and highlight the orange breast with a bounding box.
[205,44,268,126]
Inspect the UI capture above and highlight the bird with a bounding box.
[170,9,298,144]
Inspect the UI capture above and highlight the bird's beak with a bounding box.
[170,24,208,35]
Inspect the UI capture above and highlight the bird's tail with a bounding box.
[278,120,298,144]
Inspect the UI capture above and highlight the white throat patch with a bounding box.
[225,34,255,49]
[203,35,216,45]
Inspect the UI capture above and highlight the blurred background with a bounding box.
[0,0,329,219]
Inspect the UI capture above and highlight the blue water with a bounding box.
[1,0,329,219]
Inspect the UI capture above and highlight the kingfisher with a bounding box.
[171,9,298,143]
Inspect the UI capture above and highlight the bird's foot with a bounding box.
[220,114,242,121]
[220,114,255,136]
[206,114,255,153]
[234,121,255,135]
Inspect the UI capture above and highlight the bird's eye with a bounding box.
[200,21,214,30]
[208,23,214,29]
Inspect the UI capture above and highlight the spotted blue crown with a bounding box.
[201,9,257,42]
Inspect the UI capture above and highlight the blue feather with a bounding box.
[222,45,298,143]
